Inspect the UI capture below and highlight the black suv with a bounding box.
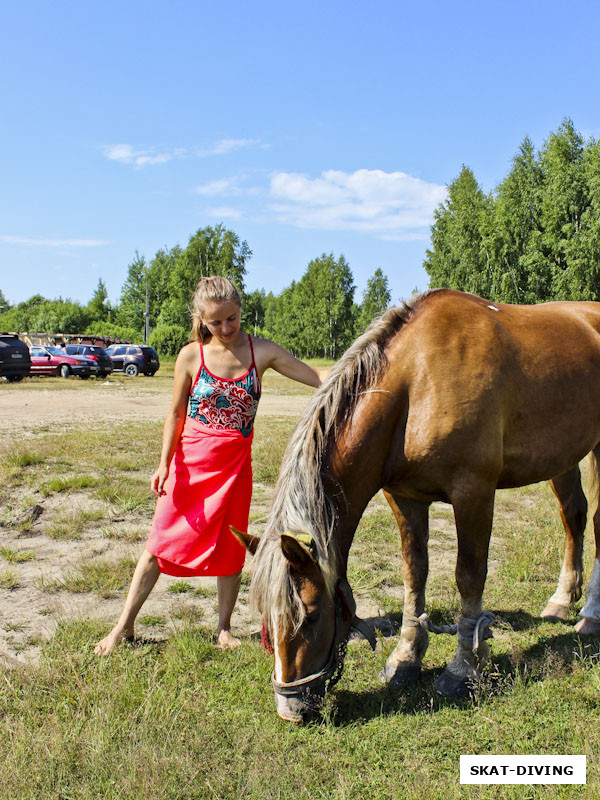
[65,344,113,378]
[104,344,160,376]
[0,334,31,382]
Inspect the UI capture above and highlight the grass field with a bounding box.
[1,375,600,798]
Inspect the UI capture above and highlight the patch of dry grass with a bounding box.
[0,569,19,590]
[46,508,106,540]
[0,547,36,564]
[43,556,138,598]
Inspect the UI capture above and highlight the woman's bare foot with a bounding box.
[94,626,133,656]
[217,629,241,649]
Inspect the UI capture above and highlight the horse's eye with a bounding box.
[304,609,320,625]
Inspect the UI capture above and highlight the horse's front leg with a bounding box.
[380,491,430,687]
[576,446,600,635]
[434,489,495,697]
[542,467,586,622]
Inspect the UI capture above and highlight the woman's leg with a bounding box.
[94,549,160,655]
[216,571,242,649]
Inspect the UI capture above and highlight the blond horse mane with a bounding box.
[250,292,430,635]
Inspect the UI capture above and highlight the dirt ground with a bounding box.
[0,381,313,438]
[0,378,318,667]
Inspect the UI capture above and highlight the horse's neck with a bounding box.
[325,445,386,573]
[322,364,405,573]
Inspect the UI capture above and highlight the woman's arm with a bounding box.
[151,345,196,495]
[257,339,322,388]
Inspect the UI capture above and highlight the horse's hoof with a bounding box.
[541,602,570,622]
[433,669,474,698]
[379,663,421,687]
[574,617,600,635]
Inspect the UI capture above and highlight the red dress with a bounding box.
[146,335,261,576]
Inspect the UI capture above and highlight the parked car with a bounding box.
[65,344,113,377]
[0,333,32,382]
[29,346,99,379]
[104,344,160,376]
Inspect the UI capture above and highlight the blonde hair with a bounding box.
[190,276,242,343]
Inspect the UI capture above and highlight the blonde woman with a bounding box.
[95,276,320,654]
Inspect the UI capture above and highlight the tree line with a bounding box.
[0,224,391,359]
[425,119,600,303]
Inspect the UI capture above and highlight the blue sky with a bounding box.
[1,0,599,309]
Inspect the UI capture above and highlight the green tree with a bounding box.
[162,225,252,331]
[0,289,15,331]
[293,253,355,358]
[539,119,588,299]
[12,294,47,330]
[260,290,280,342]
[0,288,10,315]
[0,295,90,333]
[268,282,304,354]
[243,289,267,336]
[87,279,112,324]
[149,324,189,357]
[85,321,140,343]
[573,139,600,299]
[493,136,543,302]
[148,245,182,325]
[424,166,493,297]
[355,268,391,335]
[117,251,147,336]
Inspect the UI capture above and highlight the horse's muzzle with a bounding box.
[271,666,329,723]
[274,686,324,723]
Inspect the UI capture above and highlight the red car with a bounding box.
[29,346,99,379]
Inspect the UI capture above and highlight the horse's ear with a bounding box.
[230,526,260,555]
[280,533,318,571]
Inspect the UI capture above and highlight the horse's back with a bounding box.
[384,290,600,495]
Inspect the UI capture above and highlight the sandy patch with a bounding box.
[0,383,311,440]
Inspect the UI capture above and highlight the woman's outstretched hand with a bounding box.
[151,465,169,496]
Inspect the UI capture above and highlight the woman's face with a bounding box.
[201,300,242,344]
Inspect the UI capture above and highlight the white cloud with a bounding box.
[104,143,183,168]
[194,178,241,196]
[134,153,174,166]
[0,235,108,248]
[207,206,244,220]
[208,138,261,155]
[104,144,137,162]
[104,138,262,168]
[194,139,263,157]
[269,168,447,240]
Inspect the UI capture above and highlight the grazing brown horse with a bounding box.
[234,289,600,722]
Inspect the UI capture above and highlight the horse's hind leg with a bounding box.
[380,491,430,687]
[576,447,600,635]
[434,489,495,698]
[541,466,587,622]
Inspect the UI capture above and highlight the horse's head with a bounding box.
[270,532,341,722]
[232,527,361,723]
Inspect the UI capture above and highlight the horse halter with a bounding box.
[270,577,376,719]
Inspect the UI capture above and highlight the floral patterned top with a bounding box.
[188,334,261,438]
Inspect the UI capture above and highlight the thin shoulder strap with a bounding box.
[190,341,204,390]
[248,333,261,393]
[248,333,256,368]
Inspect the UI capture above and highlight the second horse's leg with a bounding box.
[541,466,586,622]
[576,446,600,634]
[380,491,430,687]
